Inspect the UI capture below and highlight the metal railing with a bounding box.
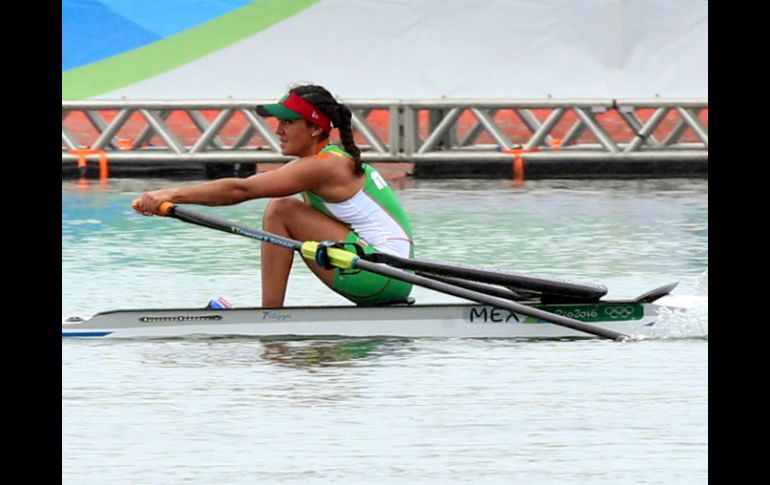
[62,99,708,165]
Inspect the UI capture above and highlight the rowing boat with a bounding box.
[61,284,673,339]
[62,203,679,341]
[61,301,664,339]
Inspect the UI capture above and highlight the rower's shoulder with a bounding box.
[307,150,357,173]
[285,154,352,186]
[297,153,343,169]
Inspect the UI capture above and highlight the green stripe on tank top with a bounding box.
[360,165,413,241]
[319,144,349,157]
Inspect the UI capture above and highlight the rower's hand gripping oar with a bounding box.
[157,203,631,341]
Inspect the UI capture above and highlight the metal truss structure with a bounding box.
[62,99,708,166]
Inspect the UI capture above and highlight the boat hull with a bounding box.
[62,302,661,339]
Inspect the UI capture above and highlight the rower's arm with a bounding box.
[233,158,328,200]
[167,162,320,205]
[132,158,329,214]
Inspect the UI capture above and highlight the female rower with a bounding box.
[131,84,414,308]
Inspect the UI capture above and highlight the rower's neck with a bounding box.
[314,139,330,155]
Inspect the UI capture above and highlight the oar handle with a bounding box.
[158,202,176,217]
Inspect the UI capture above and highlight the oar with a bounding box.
[157,203,631,341]
[414,271,537,301]
[368,252,607,300]
[167,202,605,299]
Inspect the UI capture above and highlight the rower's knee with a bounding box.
[263,197,303,227]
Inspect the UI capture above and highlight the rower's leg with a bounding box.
[261,197,351,307]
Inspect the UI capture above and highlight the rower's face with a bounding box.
[276,118,315,157]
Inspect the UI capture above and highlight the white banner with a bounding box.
[97,0,708,99]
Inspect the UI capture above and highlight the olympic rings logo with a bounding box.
[603,305,635,319]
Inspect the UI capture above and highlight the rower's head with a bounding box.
[256,85,362,173]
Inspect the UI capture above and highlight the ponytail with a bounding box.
[333,104,363,175]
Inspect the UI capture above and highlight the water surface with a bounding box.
[62,177,708,484]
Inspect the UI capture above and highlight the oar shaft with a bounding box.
[164,204,303,251]
[416,272,533,301]
[354,259,628,341]
[371,253,607,300]
[158,203,629,341]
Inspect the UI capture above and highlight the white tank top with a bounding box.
[319,189,412,257]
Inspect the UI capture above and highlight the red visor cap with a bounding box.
[255,92,332,133]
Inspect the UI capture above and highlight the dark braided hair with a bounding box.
[289,85,363,175]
